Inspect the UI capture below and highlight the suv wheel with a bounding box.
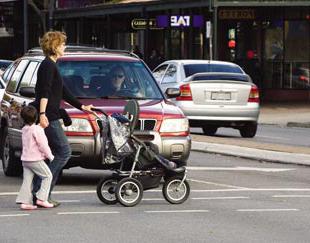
[202,126,218,136]
[239,122,257,138]
[1,127,22,176]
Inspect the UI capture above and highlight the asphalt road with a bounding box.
[191,124,310,147]
[1,151,310,243]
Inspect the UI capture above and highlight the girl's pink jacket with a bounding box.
[21,124,54,162]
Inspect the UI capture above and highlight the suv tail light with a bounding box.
[248,85,259,103]
[176,84,192,101]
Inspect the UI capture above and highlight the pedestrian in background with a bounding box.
[132,45,143,59]
[148,49,162,70]
[33,31,94,207]
[16,106,54,210]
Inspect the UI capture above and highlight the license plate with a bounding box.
[211,92,231,100]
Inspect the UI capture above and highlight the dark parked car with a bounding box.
[0,47,191,176]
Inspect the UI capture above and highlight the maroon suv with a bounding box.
[0,47,191,176]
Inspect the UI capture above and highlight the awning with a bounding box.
[53,0,210,19]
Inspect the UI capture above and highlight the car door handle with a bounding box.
[9,98,14,104]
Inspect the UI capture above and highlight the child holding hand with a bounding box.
[16,105,54,210]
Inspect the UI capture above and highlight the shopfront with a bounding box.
[215,1,310,101]
[53,0,212,67]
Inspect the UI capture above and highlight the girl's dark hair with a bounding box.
[21,105,38,125]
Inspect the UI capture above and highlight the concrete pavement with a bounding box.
[191,102,310,165]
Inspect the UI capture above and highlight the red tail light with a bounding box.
[176,84,192,101]
[299,75,309,82]
[248,85,259,103]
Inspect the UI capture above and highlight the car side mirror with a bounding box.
[19,86,35,98]
[165,88,180,98]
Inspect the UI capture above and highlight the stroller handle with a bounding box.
[91,107,108,118]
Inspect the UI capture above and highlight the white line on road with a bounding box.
[192,196,249,200]
[142,198,165,201]
[0,214,29,217]
[145,210,209,213]
[58,200,81,203]
[273,195,310,198]
[187,166,294,172]
[3,188,310,197]
[188,179,249,189]
[256,135,290,141]
[237,209,299,212]
[58,211,120,215]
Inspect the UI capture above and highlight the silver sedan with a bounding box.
[153,60,260,137]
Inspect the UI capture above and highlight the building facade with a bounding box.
[0,0,309,101]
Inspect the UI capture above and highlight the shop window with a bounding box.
[283,21,310,89]
[263,20,284,89]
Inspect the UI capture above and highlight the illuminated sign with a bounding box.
[131,19,160,30]
[156,15,204,28]
[219,9,255,19]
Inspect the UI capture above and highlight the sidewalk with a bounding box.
[191,102,310,165]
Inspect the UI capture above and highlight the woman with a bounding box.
[33,31,93,207]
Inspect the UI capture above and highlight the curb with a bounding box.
[191,141,310,166]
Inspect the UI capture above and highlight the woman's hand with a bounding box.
[81,104,94,113]
[39,114,49,128]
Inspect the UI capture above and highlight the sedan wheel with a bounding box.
[202,126,218,136]
[239,122,257,138]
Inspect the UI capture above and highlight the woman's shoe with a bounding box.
[36,200,54,208]
[20,204,37,210]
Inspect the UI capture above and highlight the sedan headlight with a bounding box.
[160,118,189,133]
[61,118,93,132]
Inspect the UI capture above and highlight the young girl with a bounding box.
[16,105,54,210]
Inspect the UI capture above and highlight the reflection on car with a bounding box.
[0,59,13,77]
[153,60,260,137]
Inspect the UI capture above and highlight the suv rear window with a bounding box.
[184,64,243,77]
[58,60,163,99]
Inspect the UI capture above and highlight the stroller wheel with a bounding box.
[162,176,190,204]
[96,176,119,205]
[115,177,143,207]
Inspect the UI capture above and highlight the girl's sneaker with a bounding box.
[36,200,54,208]
[20,204,37,210]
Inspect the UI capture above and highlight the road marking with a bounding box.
[145,210,209,213]
[142,198,165,201]
[58,211,120,215]
[0,214,29,217]
[4,188,310,196]
[187,166,294,172]
[273,195,310,198]
[192,196,249,200]
[189,179,249,189]
[52,190,96,194]
[237,209,299,212]
[256,135,290,141]
[58,200,81,203]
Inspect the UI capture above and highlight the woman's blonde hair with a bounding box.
[39,31,67,56]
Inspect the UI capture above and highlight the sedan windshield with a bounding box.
[58,60,163,99]
[184,64,243,77]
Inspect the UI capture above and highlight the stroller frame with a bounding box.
[92,100,190,207]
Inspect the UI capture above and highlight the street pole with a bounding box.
[23,0,28,54]
[48,0,55,30]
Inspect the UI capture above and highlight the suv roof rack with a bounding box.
[26,45,139,58]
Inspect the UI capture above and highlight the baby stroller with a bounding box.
[92,100,190,207]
